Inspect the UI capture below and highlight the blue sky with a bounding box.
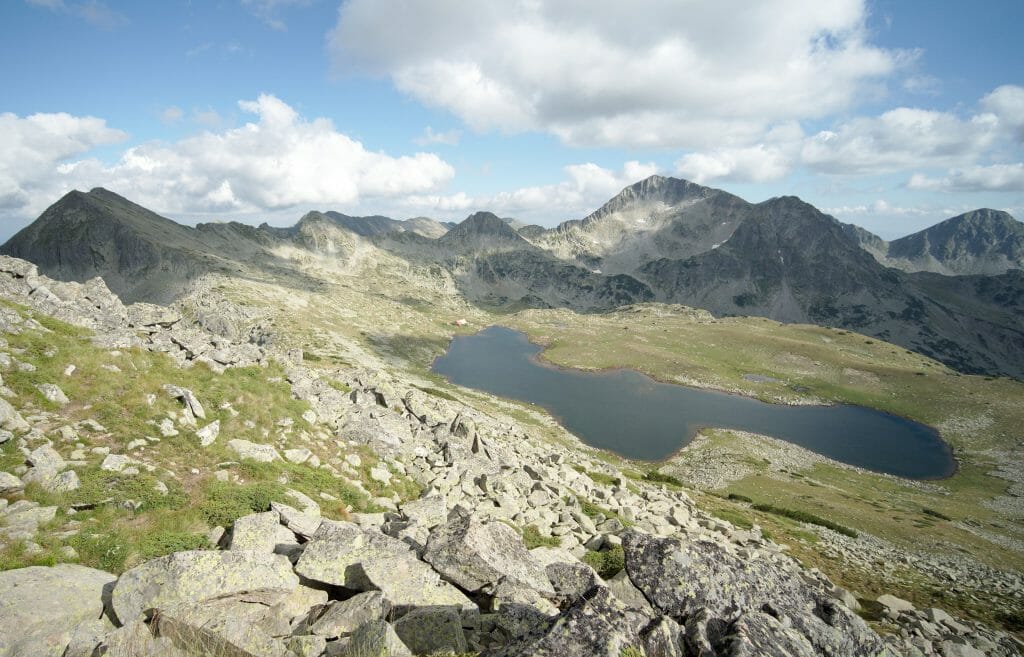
[1,0,1022,241]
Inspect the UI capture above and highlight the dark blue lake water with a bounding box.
[430,326,956,479]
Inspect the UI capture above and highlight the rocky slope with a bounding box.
[0,256,1019,656]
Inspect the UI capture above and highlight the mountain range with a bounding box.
[3,176,1023,378]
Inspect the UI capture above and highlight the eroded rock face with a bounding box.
[111,550,299,625]
[424,505,555,597]
[0,564,115,657]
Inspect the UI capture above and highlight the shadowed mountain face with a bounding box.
[4,179,1024,378]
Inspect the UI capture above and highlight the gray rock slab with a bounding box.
[0,564,115,657]
[424,505,555,597]
[111,550,299,625]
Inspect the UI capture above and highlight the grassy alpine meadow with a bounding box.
[0,301,421,574]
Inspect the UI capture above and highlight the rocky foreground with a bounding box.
[0,256,1020,657]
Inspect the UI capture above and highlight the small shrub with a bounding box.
[727,493,753,504]
[522,525,560,549]
[199,480,286,527]
[136,531,209,560]
[922,508,952,521]
[588,471,620,486]
[644,471,683,487]
[996,610,1024,633]
[583,545,625,579]
[414,385,460,402]
[751,503,858,538]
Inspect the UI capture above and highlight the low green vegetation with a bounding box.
[583,545,625,579]
[522,525,561,549]
[643,470,684,487]
[750,503,858,538]
[0,302,418,574]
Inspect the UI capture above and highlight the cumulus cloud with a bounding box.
[0,111,127,211]
[397,161,659,224]
[330,0,898,149]
[908,164,1024,192]
[801,108,998,174]
[0,95,455,221]
[673,84,1024,184]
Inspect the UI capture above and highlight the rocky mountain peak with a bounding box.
[590,175,718,219]
[438,211,529,251]
[884,208,1024,275]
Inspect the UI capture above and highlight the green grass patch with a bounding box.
[922,508,952,521]
[522,525,561,549]
[583,545,625,579]
[710,508,754,530]
[198,480,286,527]
[644,470,684,487]
[751,503,858,538]
[413,385,460,403]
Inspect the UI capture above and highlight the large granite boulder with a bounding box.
[424,506,555,598]
[622,530,895,657]
[295,521,473,611]
[111,550,299,625]
[489,586,651,657]
[0,564,115,657]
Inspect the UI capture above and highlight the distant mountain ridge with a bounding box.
[3,179,1023,378]
[845,209,1024,275]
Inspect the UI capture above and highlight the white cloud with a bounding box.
[413,126,461,146]
[0,111,127,211]
[396,161,660,224]
[330,0,898,149]
[0,95,455,221]
[801,107,998,174]
[675,145,792,183]
[908,164,1024,192]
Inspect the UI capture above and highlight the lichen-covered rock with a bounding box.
[294,521,410,587]
[305,591,391,639]
[0,398,29,433]
[356,554,475,612]
[623,531,895,657]
[0,471,24,494]
[392,605,467,655]
[0,564,115,657]
[271,501,322,539]
[344,620,412,657]
[227,439,281,463]
[489,586,651,657]
[424,505,555,597]
[228,511,285,552]
[545,561,601,604]
[111,550,299,625]
[715,611,818,657]
[21,444,66,486]
[640,616,685,657]
[162,384,206,419]
[150,592,293,657]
